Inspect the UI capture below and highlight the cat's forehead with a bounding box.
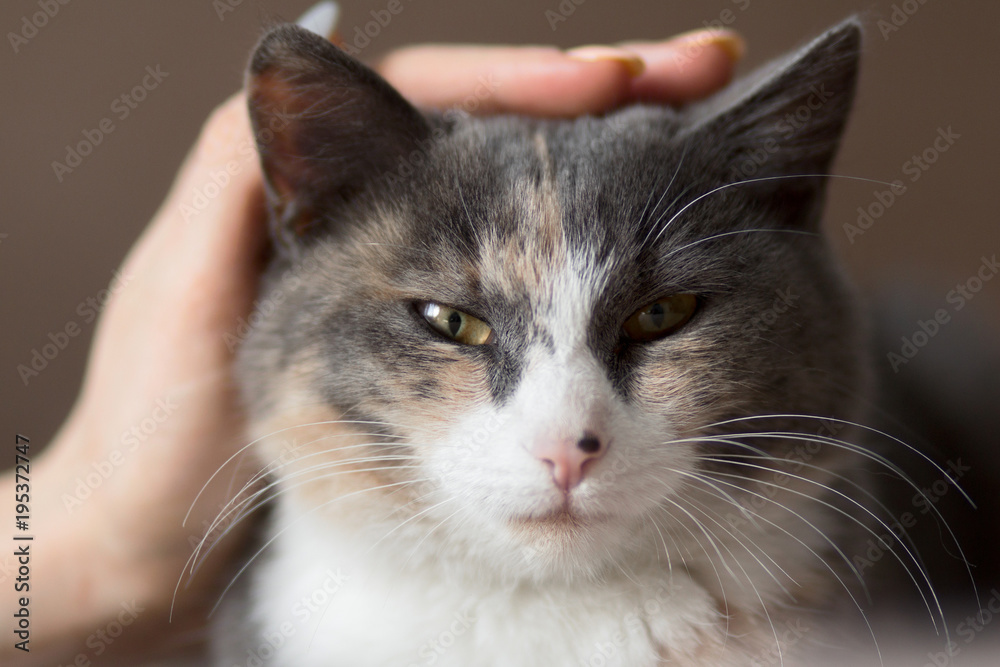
[377,108,739,304]
[398,110,688,271]
[380,123,602,308]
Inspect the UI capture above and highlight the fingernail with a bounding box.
[671,28,746,63]
[296,1,340,39]
[565,45,646,77]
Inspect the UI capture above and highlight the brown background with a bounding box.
[1,3,997,462]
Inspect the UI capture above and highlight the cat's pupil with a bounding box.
[647,303,666,329]
[448,311,463,336]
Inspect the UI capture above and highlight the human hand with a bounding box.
[3,3,743,663]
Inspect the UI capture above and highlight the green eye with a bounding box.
[419,302,494,346]
[622,294,698,342]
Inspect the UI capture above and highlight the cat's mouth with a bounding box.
[515,508,577,526]
[509,502,608,530]
[508,511,583,539]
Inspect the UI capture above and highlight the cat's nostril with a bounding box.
[577,433,602,455]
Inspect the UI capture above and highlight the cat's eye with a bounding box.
[622,294,698,342]
[418,302,494,346]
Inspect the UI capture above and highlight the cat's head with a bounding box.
[239,20,870,583]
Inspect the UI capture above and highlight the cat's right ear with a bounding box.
[682,19,862,227]
[247,25,431,250]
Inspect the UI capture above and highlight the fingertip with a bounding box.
[564,45,645,78]
[183,92,263,205]
[492,56,637,117]
[623,32,742,105]
[160,91,264,249]
[195,92,252,164]
[379,45,641,117]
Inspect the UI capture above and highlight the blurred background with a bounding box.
[1,0,997,662]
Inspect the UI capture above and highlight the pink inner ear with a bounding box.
[250,70,307,192]
[246,27,434,245]
[250,70,323,235]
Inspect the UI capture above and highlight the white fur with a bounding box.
[250,506,729,667]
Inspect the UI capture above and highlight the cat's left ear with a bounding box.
[247,24,431,249]
[683,18,862,224]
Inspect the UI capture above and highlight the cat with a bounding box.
[204,17,964,666]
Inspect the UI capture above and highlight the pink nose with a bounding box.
[532,432,607,491]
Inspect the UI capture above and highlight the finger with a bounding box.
[159,92,264,247]
[131,92,267,304]
[377,45,645,117]
[621,29,744,104]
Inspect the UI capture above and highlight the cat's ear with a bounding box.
[684,18,862,224]
[247,24,431,248]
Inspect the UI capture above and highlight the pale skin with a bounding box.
[1,28,742,665]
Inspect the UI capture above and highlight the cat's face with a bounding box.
[239,23,869,582]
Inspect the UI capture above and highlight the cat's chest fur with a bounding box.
[244,505,767,667]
